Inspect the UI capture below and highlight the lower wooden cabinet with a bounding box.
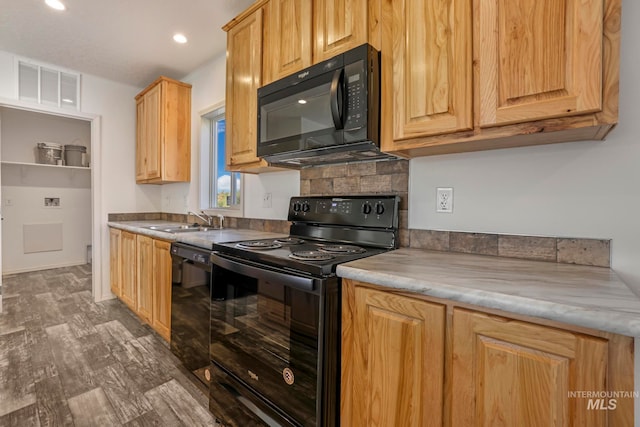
[151,239,172,341]
[109,227,172,341]
[120,230,137,310]
[136,234,154,324]
[341,282,446,426]
[452,309,609,426]
[109,228,122,297]
[341,279,634,426]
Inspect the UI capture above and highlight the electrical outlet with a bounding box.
[436,188,453,213]
[263,192,272,208]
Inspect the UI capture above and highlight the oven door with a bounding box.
[209,253,339,427]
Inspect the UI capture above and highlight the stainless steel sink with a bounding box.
[144,224,218,233]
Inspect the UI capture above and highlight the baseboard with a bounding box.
[2,261,89,276]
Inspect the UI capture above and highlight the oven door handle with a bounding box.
[211,253,319,292]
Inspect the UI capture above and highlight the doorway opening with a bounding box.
[0,101,102,312]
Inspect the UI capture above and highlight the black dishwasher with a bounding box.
[170,242,212,391]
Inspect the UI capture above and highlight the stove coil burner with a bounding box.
[236,241,282,250]
[274,237,305,245]
[289,251,335,261]
[319,245,366,254]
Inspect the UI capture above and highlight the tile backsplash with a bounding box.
[109,158,611,268]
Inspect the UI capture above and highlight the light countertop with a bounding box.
[107,220,287,249]
[337,248,640,337]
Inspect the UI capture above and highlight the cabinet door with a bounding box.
[135,84,161,181]
[342,284,445,427]
[476,0,603,127]
[135,100,146,181]
[452,309,608,426]
[152,239,172,341]
[136,234,154,324]
[263,0,312,85]
[313,0,367,62]
[226,8,268,170]
[120,231,137,310]
[143,83,162,180]
[380,0,472,146]
[109,228,121,297]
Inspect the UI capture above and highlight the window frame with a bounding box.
[199,103,243,215]
[15,56,81,110]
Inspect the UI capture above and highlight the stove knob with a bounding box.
[362,203,372,215]
[375,203,385,215]
[293,202,302,212]
[302,202,311,212]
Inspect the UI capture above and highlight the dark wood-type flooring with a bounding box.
[0,264,219,426]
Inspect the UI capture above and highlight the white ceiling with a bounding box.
[0,0,255,88]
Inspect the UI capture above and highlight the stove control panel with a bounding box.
[288,195,399,228]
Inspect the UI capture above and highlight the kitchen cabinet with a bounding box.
[380,0,621,158]
[109,228,122,297]
[452,309,609,426]
[120,230,137,310]
[341,279,634,426]
[151,239,172,341]
[262,0,312,85]
[109,228,172,341]
[224,3,280,173]
[313,0,369,62]
[136,234,154,324]
[342,282,445,426]
[135,76,191,183]
[380,0,472,142]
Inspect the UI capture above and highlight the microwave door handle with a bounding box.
[330,69,344,130]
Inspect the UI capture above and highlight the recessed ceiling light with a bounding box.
[45,0,66,11]
[298,99,307,104]
[173,33,188,44]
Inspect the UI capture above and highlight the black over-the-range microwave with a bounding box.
[257,43,397,168]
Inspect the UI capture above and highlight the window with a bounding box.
[17,58,81,110]
[201,105,242,212]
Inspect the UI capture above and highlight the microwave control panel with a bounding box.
[344,60,366,130]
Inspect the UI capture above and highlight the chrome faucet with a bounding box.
[187,211,212,226]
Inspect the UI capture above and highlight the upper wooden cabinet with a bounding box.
[381,0,621,158]
[263,0,312,85]
[476,0,603,127]
[313,0,369,62]
[224,5,278,173]
[135,76,191,183]
[380,0,472,143]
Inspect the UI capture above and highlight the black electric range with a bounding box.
[212,195,400,278]
[208,195,399,427]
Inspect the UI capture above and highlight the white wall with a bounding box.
[0,107,91,162]
[162,54,300,219]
